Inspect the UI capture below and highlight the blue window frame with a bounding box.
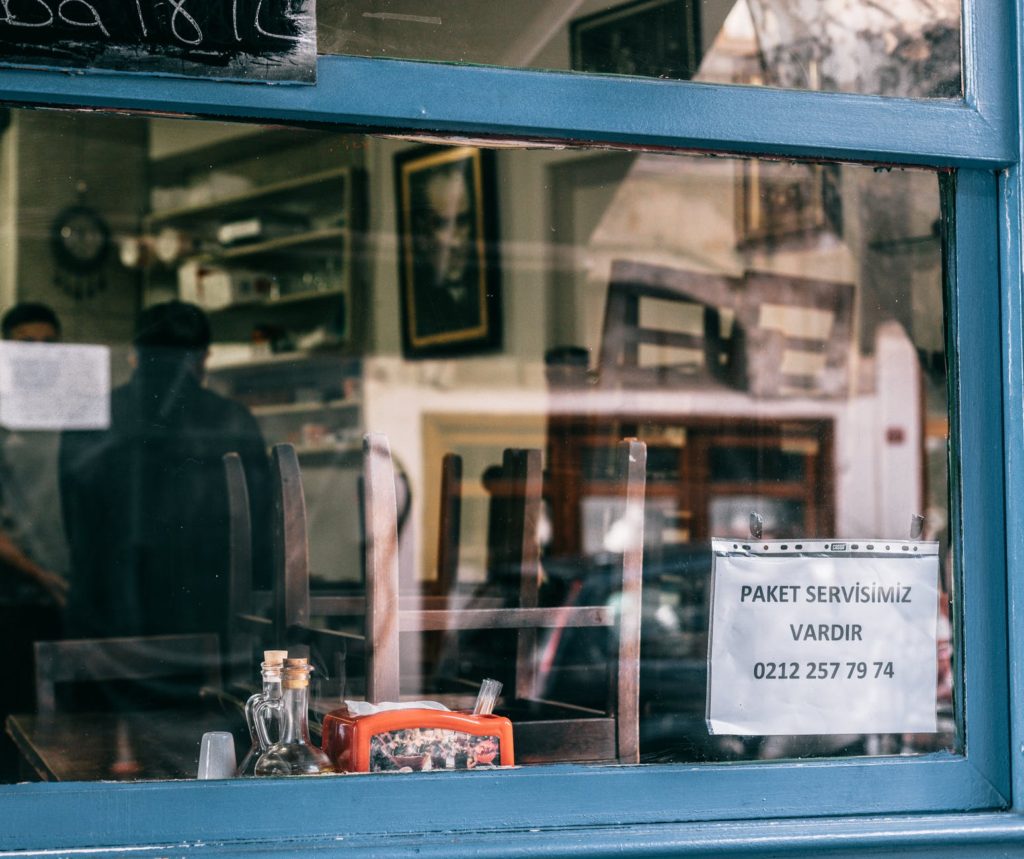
[0,0,1021,853]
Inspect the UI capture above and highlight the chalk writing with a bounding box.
[0,0,316,83]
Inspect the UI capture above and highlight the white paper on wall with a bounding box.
[0,342,110,431]
[706,539,939,736]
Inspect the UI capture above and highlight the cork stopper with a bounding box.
[263,650,288,666]
[282,657,312,690]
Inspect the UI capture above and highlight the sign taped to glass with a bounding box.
[0,341,109,430]
[706,539,940,736]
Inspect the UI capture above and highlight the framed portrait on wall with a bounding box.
[394,145,502,359]
[735,161,844,248]
[570,0,702,81]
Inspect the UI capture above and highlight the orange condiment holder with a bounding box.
[321,706,515,773]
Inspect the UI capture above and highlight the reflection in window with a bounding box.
[319,0,960,97]
[0,111,952,784]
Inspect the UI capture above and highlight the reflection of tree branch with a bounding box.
[744,0,959,96]
[860,0,900,20]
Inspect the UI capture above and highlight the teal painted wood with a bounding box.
[949,169,1012,802]
[1001,0,1024,813]
[962,0,1016,130]
[1001,164,1024,815]
[0,58,1008,169]
[0,755,1007,852]
[0,0,1016,853]
[1002,48,1024,826]
[9,812,1024,857]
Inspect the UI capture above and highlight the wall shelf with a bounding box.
[250,398,360,417]
[207,350,355,374]
[147,167,355,226]
[189,227,349,264]
[205,286,348,316]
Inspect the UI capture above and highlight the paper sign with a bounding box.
[706,539,939,736]
[0,342,110,431]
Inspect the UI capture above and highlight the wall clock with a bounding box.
[50,205,111,299]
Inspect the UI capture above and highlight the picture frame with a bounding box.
[570,0,702,81]
[735,160,844,248]
[394,145,502,359]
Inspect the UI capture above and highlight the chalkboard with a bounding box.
[0,0,316,83]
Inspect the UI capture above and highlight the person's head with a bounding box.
[414,165,474,289]
[1,302,61,342]
[133,300,211,376]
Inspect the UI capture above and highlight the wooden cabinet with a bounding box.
[146,181,365,342]
[546,414,835,558]
[143,130,370,462]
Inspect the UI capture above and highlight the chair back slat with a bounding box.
[399,605,612,632]
[272,444,310,640]
[507,449,543,701]
[436,453,462,599]
[614,438,647,764]
[363,433,401,703]
[34,633,222,717]
[224,453,254,687]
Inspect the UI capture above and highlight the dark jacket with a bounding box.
[59,364,269,641]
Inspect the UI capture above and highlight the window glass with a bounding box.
[0,108,953,783]
[318,0,961,98]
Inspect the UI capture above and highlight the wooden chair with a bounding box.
[226,447,354,700]
[363,432,647,764]
[256,437,646,764]
[34,633,222,717]
[598,260,743,389]
[226,442,436,701]
[224,452,274,692]
[598,259,855,397]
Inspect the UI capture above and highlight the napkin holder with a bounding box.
[321,705,514,773]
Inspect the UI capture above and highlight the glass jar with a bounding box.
[237,650,287,776]
[254,657,334,776]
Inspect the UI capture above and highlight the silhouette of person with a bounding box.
[0,302,70,608]
[0,302,69,776]
[60,301,269,647]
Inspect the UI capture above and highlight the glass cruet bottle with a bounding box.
[254,657,334,776]
[236,649,288,776]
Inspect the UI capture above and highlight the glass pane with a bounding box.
[0,109,953,784]
[318,0,961,98]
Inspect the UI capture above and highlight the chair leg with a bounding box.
[508,449,543,702]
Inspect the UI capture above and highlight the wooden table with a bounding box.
[5,709,246,782]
